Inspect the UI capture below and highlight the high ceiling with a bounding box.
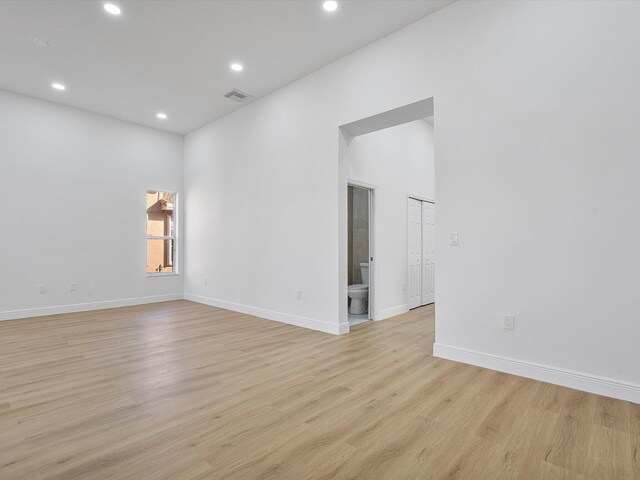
[0,0,453,134]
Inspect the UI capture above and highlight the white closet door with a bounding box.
[421,201,435,305]
[408,198,422,309]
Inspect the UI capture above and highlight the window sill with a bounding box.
[146,272,179,277]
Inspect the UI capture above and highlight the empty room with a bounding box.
[1,1,639,479]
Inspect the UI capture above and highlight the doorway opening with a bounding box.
[347,184,373,326]
[338,97,435,334]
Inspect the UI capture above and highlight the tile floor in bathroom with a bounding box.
[348,313,369,325]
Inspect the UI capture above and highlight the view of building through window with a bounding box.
[146,191,176,273]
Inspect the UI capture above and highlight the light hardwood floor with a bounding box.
[0,300,638,479]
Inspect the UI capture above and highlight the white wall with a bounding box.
[0,90,184,319]
[346,120,434,320]
[183,85,342,333]
[185,0,640,401]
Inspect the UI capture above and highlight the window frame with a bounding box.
[146,189,178,277]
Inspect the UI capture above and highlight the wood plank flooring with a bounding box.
[0,300,637,479]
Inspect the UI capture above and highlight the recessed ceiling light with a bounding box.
[51,83,66,91]
[103,3,121,15]
[230,63,243,72]
[323,1,338,12]
[32,37,49,48]
[156,112,167,119]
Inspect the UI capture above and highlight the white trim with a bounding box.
[377,304,409,321]
[185,293,341,335]
[407,193,435,204]
[347,178,378,191]
[0,293,184,322]
[433,343,640,404]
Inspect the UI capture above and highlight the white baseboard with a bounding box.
[433,343,640,404]
[0,293,185,322]
[184,293,341,335]
[376,304,409,321]
[338,322,350,335]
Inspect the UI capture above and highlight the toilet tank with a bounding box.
[360,262,369,285]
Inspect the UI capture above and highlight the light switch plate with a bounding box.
[504,314,515,330]
[450,232,459,246]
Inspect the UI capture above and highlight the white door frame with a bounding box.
[347,179,377,324]
[408,194,435,204]
[407,194,435,309]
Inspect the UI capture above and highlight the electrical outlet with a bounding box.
[504,314,515,330]
[450,232,459,246]
[39,284,47,294]
[204,278,208,286]
[69,282,77,292]
[296,290,302,300]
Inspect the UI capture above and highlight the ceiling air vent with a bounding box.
[224,88,253,103]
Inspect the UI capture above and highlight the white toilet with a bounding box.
[348,262,369,315]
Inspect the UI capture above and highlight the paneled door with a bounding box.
[421,201,435,305]
[408,198,422,309]
[408,198,435,309]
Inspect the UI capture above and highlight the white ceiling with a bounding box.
[0,0,453,134]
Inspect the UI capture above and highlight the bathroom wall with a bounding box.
[348,186,369,285]
[346,120,435,319]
